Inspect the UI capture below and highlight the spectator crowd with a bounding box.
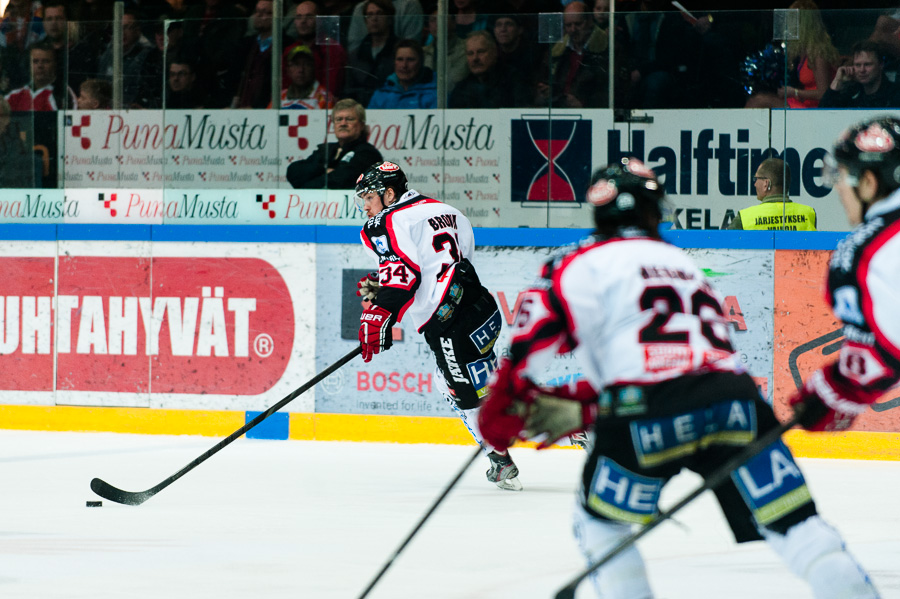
[3,0,900,114]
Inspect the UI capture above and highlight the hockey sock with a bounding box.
[762,515,879,599]
[573,502,654,599]
[435,369,495,454]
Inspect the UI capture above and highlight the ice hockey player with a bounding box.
[478,157,879,597]
[354,161,522,491]
[787,116,900,435]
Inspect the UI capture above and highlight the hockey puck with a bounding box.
[86,501,102,507]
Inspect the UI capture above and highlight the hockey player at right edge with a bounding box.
[478,157,879,598]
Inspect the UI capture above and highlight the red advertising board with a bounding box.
[0,256,294,396]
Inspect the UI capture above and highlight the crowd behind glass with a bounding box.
[3,0,900,188]
[5,0,900,112]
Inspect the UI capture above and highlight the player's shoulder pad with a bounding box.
[542,232,604,274]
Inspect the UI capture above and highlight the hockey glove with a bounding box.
[478,359,532,452]
[480,361,597,451]
[357,272,380,302]
[523,382,597,450]
[359,305,394,363]
[788,362,880,432]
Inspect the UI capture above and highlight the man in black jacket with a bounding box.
[820,41,900,108]
[286,98,383,189]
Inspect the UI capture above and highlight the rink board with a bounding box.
[0,227,897,461]
[0,404,898,460]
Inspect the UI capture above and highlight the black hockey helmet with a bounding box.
[354,161,409,211]
[587,157,667,231]
[832,116,900,194]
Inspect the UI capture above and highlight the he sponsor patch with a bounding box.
[732,439,812,526]
[629,400,757,468]
[469,309,501,354]
[586,457,663,524]
[466,354,498,398]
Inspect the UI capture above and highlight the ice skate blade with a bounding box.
[495,477,524,491]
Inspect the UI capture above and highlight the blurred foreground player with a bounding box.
[354,161,522,491]
[787,117,900,436]
[479,157,879,597]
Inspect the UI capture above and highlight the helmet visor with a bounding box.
[353,181,386,214]
[821,152,842,189]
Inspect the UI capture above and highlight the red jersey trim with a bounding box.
[857,218,900,361]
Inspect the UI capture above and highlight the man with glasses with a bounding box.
[165,59,207,109]
[345,0,423,54]
[728,158,817,231]
[286,98,382,189]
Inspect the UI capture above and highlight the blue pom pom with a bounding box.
[740,43,786,96]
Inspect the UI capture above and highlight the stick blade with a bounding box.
[90,477,154,506]
[554,585,577,599]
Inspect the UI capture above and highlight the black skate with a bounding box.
[486,451,523,491]
[570,431,594,454]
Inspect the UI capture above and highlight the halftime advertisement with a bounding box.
[40,108,891,230]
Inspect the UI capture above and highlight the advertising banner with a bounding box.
[53,108,891,230]
[314,244,775,417]
[772,250,900,432]
[59,110,325,188]
[0,241,316,411]
[55,188,366,225]
[684,248,774,401]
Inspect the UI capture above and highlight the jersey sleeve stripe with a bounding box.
[360,230,375,252]
[858,219,900,361]
[384,209,420,273]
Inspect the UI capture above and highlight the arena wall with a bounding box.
[1,107,898,460]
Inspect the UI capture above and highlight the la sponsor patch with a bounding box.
[732,439,811,525]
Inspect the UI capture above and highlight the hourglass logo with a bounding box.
[510,115,591,203]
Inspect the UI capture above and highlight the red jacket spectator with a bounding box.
[5,41,76,110]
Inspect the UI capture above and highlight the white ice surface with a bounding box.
[1,430,897,599]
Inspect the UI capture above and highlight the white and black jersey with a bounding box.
[360,189,476,332]
[510,229,744,389]
[827,188,900,395]
[507,228,752,417]
[361,189,501,409]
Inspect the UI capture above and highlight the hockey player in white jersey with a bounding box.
[354,161,522,491]
[478,157,879,597]
[788,117,900,433]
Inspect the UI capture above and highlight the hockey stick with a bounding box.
[90,347,362,506]
[356,446,483,599]
[554,412,802,599]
